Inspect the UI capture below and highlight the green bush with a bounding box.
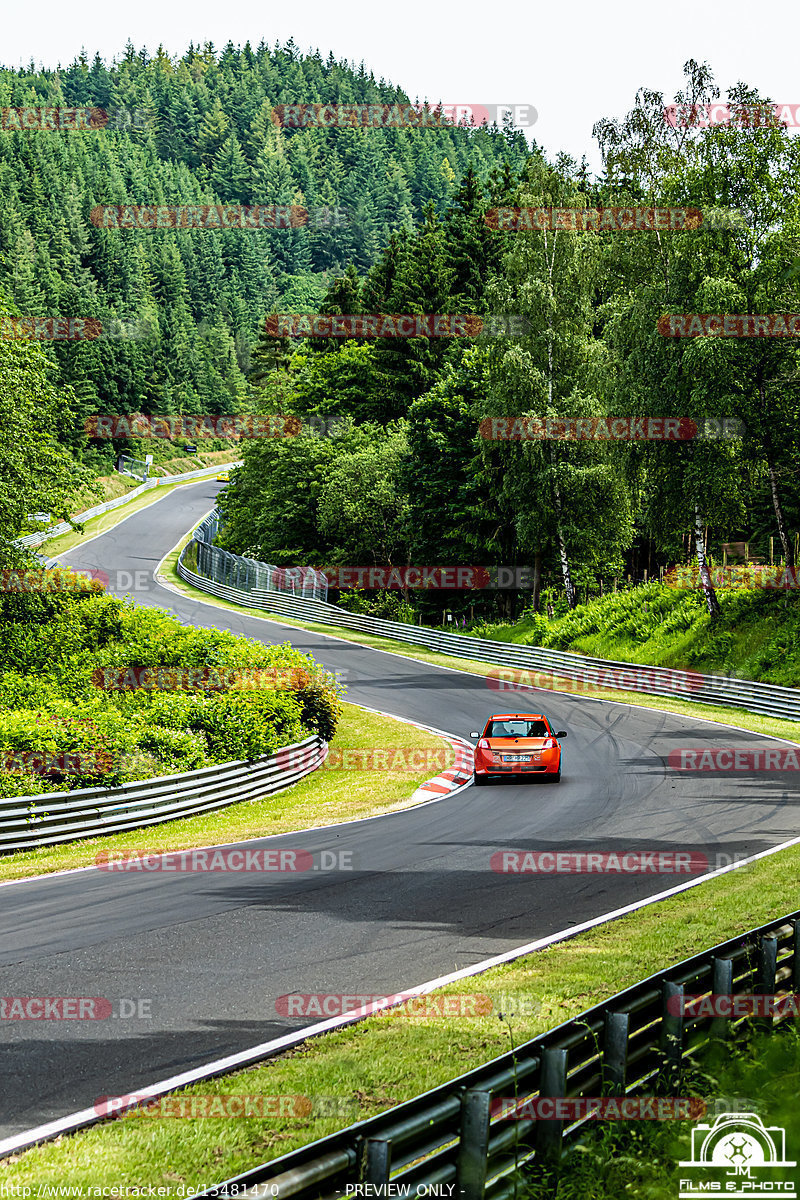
[133,726,210,774]
[0,570,343,800]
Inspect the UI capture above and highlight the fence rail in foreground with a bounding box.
[199,908,800,1199]
[177,528,800,723]
[0,735,325,852]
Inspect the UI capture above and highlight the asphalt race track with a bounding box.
[2,479,799,1140]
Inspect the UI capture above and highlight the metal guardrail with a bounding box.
[0,735,325,852]
[14,462,240,550]
[190,511,329,602]
[177,545,800,723]
[200,908,800,1199]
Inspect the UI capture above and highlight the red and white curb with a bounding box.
[357,704,474,800]
[412,735,474,799]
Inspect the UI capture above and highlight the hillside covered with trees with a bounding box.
[0,50,798,634]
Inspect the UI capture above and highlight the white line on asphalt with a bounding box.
[5,829,800,1159]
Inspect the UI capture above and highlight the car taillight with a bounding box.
[477,739,490,750]
[542,738,555,749]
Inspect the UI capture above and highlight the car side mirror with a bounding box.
[470,732,480,739]
[556,731,567,738]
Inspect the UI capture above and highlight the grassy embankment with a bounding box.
[469,582,800,689]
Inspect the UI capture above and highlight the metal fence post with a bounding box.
[535,1047,567,1164]
[661,981,684,1090]
[757,935,778,994]
[363,1138,391,1186]
[709,957,734,1042]
[792,922,800,993]
[756,935,779,1029]
[603,1010,630,1091]
[456,1089,492,1200]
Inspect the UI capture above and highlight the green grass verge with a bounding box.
[4,834,800,1191]
[158,558,800,748]
[0,703,452,884]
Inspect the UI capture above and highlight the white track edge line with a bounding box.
[5,829,800,1159]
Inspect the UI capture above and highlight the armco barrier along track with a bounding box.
[0,735,324,852]
[200,909,800,1199]
[178,513,800,724]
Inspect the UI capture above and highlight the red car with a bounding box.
[470,712,567,785]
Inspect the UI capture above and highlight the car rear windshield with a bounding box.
[487,719,549,738]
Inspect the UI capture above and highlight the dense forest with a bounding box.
[1,48,799,624]
[0,39,528,471]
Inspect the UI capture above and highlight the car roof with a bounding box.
[488,713,546,721]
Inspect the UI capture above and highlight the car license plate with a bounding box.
[503,754,531,762]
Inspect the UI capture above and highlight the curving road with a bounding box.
[2,479,799,1140]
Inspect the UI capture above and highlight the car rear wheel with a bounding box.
[474,773,488,786]
[552,769,561,783]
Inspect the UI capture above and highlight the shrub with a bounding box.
[0,590,342,799]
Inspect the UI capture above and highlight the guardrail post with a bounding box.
[757,935,778,994]
[363,1138,391,1186]
[756,935,779,1028]
[661,982,684,1091]
[456,1089,492,1200]
[535,1047,567,1166]
[709,957,734,1042]
[603,1010,629,1091]
[792,922,800,993]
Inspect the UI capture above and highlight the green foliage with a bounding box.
[0,43,523,490]
[479,581,800,686]
[0,329,99,551]
[336,588,415,625]
[0,574,341,798]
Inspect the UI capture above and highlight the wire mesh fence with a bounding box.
[192,511,329,602]
[116,454,150,482]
